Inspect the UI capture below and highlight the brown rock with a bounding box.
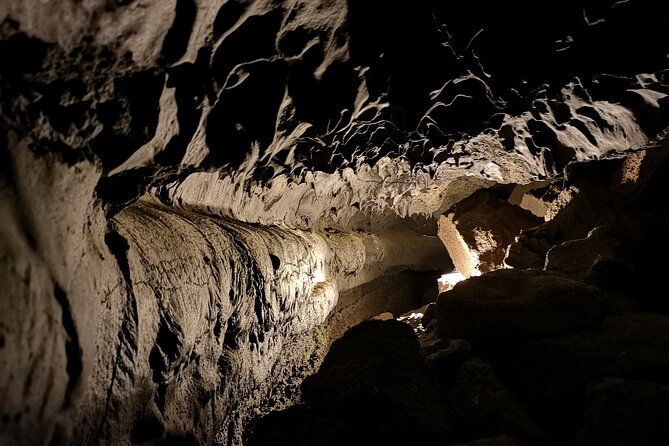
[505,180,642,270]
[507,179,556,218]
[426,339,473,384]
[438,189,542,277]
[504,231,551,270]
[452,358,544,441]
[301,320,453,436]
[574,378,669,446]
[476,312,669,440]
[544,225,622,281]
[437,269,610,338]
[248,320,454,445]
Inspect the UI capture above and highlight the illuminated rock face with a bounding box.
[437,189,542,277]
[249,142,669,446]
[1,0,668,445]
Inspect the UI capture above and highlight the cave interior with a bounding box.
[1,0,669,445]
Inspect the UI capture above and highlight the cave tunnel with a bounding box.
[1,0,669,445]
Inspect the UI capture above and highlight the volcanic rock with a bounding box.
[436,269,610,338]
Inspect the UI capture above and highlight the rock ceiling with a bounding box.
[2,0,667,227]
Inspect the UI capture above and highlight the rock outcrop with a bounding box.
[1,0,668,445]
[436,269,610,338]
[437,189,542,277]
[249,141,669,446]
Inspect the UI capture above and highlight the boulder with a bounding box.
[507,179,556,219]
[437,269,610,338]
[426,339,473,384]
[544,225,622,281]
[506,180,642,271]
[247,320,454,445]
[452,358,544,441]
[438,189,542,277]
[574,378,669,446]
[476,312,669,439]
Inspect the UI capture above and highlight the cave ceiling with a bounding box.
[1,0,667,229]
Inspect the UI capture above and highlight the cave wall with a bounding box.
[1,0,668,445]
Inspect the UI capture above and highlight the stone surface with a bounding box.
[1,0,668,444]
[507,179,556,218]
[544,225,622,281]
[245,320,453,445]
[506,181,641,270]
[437,269,610,338]
[574,378,669,446]
[475,312,669,440]
[437,189,542,277]
[505,140,669,312]
[452,358,544,441]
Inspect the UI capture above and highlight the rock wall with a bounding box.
[1,143,452,445]
[1,0,668,445]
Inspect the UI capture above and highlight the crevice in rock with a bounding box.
[223,314,240,350]
[96,228,139,439]
[212,0,248,41]
[205,59,287,169]
[90,70,166,172]
[210,9,283,89]
[149,314,183,383]
[52,283,82,408]
[156,52,209,166]
[159,0,197,65]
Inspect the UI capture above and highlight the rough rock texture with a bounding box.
[245,320,453,445]
[425,144,669,445]
[506,138,669,311]
[1,0,669,445]
[250,133,669,446]
[574,378,669,446]
[437,189,542,276]
[470,312,669,442]
[437,269,610,338]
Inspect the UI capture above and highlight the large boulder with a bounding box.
[246,320,454,445]
[475,312,669,440]
[544,225,623,281]
[437,269,610,338]
[574,378,669,446]
[505,181,641,271]
[437,189,542,277]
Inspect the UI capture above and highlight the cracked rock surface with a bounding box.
[1,0,668,445]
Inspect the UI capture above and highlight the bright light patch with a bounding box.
[437,271,466,293]
[313,270,325,283]
[437,268,482,292]
[396,304,431,336]
[402,312,424,321]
